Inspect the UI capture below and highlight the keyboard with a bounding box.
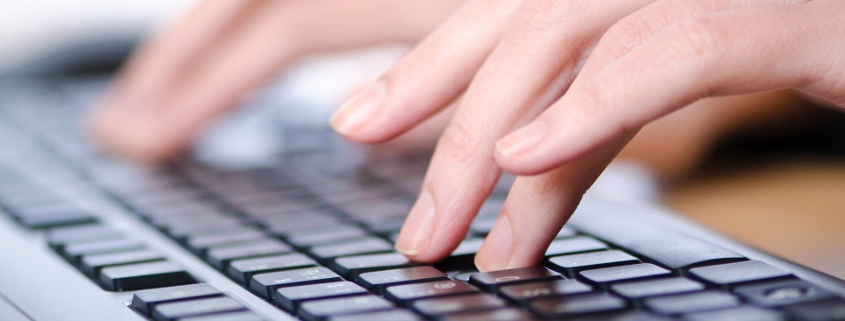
[0,77,844,321]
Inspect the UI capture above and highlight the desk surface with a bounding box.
[665,157,845,280]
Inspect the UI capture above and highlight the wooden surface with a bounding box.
[664,157,845,280]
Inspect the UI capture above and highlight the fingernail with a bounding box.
[477,215,514,271]
[395,191,436,256]
[330,80,387,136]
[496,121,546,160]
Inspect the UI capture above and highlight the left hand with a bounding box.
[331,0,845,271]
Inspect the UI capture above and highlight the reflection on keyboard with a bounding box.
[0,79,844,320]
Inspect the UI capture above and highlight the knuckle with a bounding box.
[517,0,570,33]
[600,15,659,61]
[669,15,729,62]
[437,120,485,164]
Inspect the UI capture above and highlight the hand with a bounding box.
[330,0,845,271]
[87,0,464,162]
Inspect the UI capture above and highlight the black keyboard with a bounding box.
[0,78,844,321]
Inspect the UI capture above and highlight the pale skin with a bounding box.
[90,0,845,272]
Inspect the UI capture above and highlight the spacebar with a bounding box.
[568,215,744,270]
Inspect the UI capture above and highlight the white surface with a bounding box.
[0,0,195,73]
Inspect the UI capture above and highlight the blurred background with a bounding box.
[1,0,843,280]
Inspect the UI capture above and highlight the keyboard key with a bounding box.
[185,228,266,254]
[228,253,316,284]
[735,279,836,307]
[611,277,704,299]
[689,261,792,286]
[46,225,121,247]
[358,266,448,293]
[16,209,97,229]
[682,305,786,321]
[330,252,421,278]
[249,267,341,299]
[579,263,670,285]
[468,266,562,293]
[62,238,145,263]
[299,295,394,321]
[439,308,540,321]
[327,309,423,321]
[308,237,393,261]
[385,280,479,302]
[206,239,291,270]
[568,311,676,321]
[412,293,507,317]
[570,215,744,269]
[132,283,222,316]
[644,290,739,315]
[286,225,368,247]
[529,293,627,317]
[544,237,608,256]
[499,279,592,301]
[274,281,368,313]
[99,261,195,291]
[179,311,264,321]
[547,250,639,275]
[81,249,165,277]
[152,296,245,321]
[784,299,845,321]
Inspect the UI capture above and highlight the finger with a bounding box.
[100,0,267,110]
[475,137,631,271]
[496,2,833,175]
[393,0,654,263]
[93,0,465,161]
[331,0,520,143]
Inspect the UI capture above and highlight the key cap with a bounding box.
[358,266,449,294]
[579,263,670,285]
[249,267,341,299]
[228,253,316,284]
[683,305,786,321]
[308,237,393,261]
[286,225,368,247]
[734,279,836,307]
[644,290,739,315]
[547,250,639,276]
[544,237,608,256]
[413,293,507,317]
[784,299,845,321]
[179,311,265,321]
[206,239,291,270]
[298,295,394,321]
[529,293,627,317]
[439,308,540,321]
[16,209,97,229]
[132,283,222,316]
[570,215,744,269]
[498,279,592,302]
[274,281,368,313]
[330,252,421,278]
[610,277,704,299]
[185,228,266,254]
[62,238,145,263]
[46,225,121,248]
[99,261,195,291]
[568,311,675,321]
[689,261,792,287]
[152,296,245,321]
[385,280,479,303]
[468,266,562,293]
[81,249,165,277]
[327,309,423,321]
